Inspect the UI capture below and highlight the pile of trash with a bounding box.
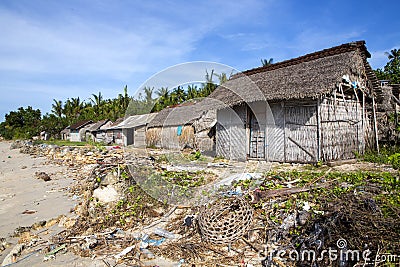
[5,141,400,266]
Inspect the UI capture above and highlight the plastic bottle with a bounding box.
[153,227,176,239]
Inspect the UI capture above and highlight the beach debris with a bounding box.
[8,141,400,266]
[35,171,51,181]
[153,227,176,239]
[92,186,120,203]
[1,243,24,266]
[214,173,262,188]
[22,209,37,215]
[43,244,66,261]
[114,245,136,259]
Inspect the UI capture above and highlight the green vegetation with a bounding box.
[0,106,42,139]
[160,170,208,187]
[361,145,400,169]
[374,48,400,84]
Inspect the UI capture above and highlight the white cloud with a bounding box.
[0,8,199,81]
[369,45,400,69]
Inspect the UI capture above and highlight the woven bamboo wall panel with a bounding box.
[320,97,363,161]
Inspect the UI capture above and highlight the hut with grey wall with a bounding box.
[92,118,124,144]
[146,99,218,155]
[69,120,93,142]
[93,121,113,143]
[60,126,70,140]
[210,41,379,163]
[111,113,157,147]
[84,119,110,141]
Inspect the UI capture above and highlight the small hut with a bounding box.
[146,99,218,154]
[93,121,113,143]
[60,126,70,140]
[83,119,110,141]
[209,41,379,163]
[100,118,124,145]
[112,113,157,147]
[69,120,93,142]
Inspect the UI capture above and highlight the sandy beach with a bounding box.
[0,141,97,266]
[0,141,77,237]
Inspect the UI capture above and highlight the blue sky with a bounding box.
[1,0,399,121]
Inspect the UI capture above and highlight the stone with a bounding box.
[35,171,51,181]
[93,186,120,203]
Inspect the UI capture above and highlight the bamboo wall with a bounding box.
[266,103,284,161]
[145,126,195,150]
[320,97,364,161]
[216,97,370,163]
[216,104,247,161]
[265,100,318,162]
[284,101,318,162]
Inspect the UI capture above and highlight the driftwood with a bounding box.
[326,159,358,167]
[254,183,331,201]
[253,169,334,201]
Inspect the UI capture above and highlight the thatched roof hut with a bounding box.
[210,41,379,162]
[147,99,220,153]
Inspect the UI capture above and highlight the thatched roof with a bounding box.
[96,118,124,131]
[85,119,110,132]
[111,113,157,129]
[69,120,92,130]
[60,126,70,134]
[148,98,222,128]
[208,41,379,106]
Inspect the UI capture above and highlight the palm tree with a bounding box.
[386,49,400,61]
[187,84,199,99]
[90,92,104,117]
[172,86,186,104]
[51,99,63,118]
[261,58,273,67]
[215,72,228,85]
[143,86,154,104]
[123,85,130,110]
[200,70,217,96]
[155,87,170,108]
[69,97,84,119]
[156,87,169,99]
[384,49,400,84]
[63,99,75,124]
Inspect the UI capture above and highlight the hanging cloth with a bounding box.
[177,125,183,136]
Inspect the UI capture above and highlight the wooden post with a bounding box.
[283,101,287,163]
[316,98,321,161]
[362,93,365,152]
[372,95,379,153]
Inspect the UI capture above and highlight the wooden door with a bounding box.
[249,111,265,159]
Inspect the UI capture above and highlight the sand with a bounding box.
[0,141,77,238]
[0,141,99,266]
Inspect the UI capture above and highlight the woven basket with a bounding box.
[198,196,253,244]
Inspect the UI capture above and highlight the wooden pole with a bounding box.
[362,93,365,152]
[283,101,287,162]
[372,95,379,153]
[316,98,322,161]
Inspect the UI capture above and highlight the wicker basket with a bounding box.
[198,196,253,244]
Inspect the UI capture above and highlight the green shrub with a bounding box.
[388,153,400,170]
